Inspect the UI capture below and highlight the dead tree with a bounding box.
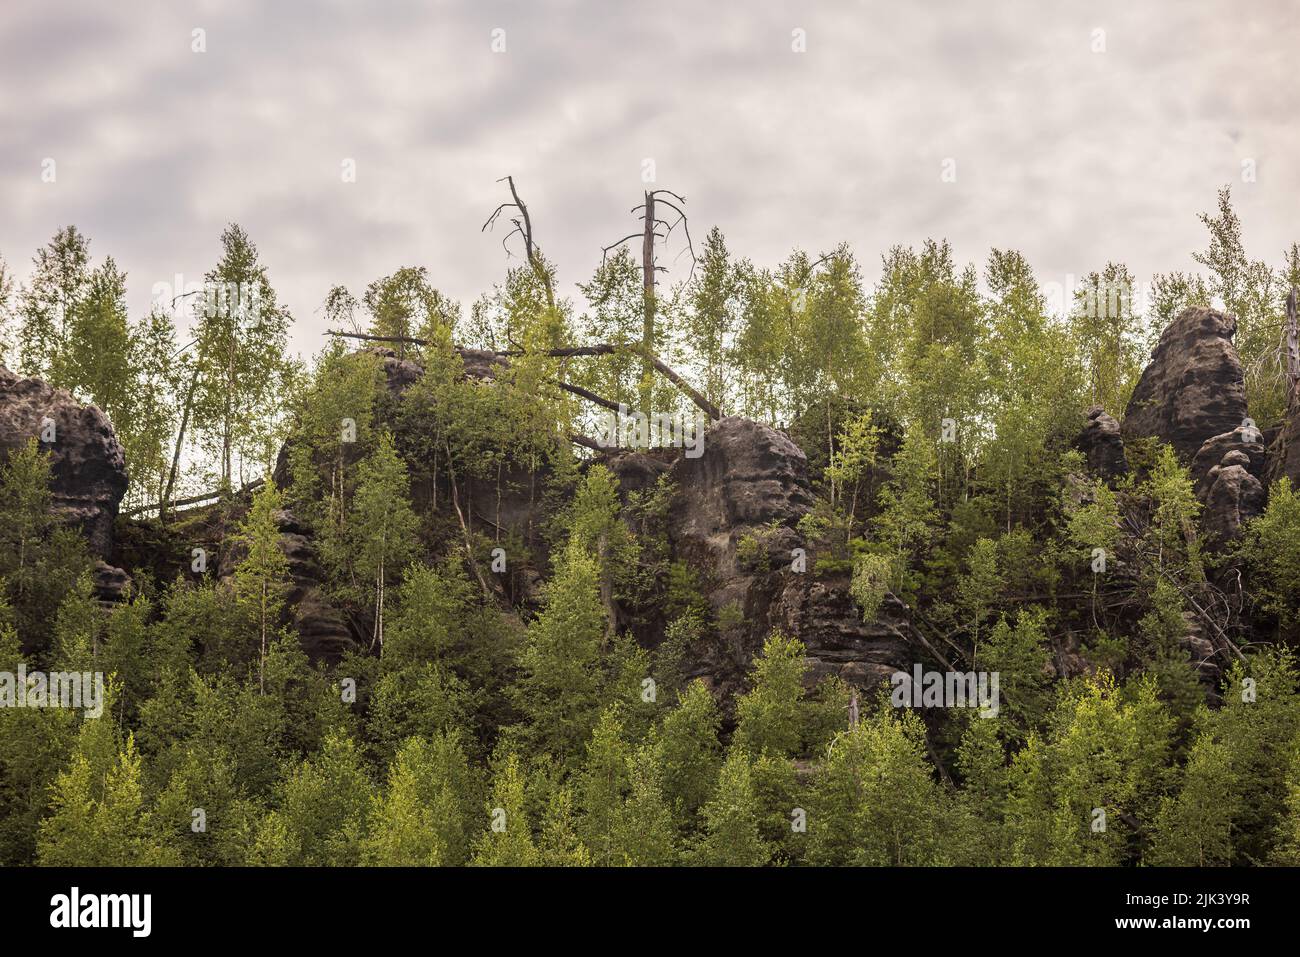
[481,175,555,314]
[323,330,721,424]
[1286,286,1299,414]
[602,189,696,407]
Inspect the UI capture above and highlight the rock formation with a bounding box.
[1075,406,1127,480]
[1200,450,1266,543]
[1120,307,1267,543]
[1123,307,1248,462]
[666,416,912,696]
[217,507,355,661]
[0,366,132,600]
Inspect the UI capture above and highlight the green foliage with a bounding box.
[1241,478,1300,637]
[514,541,607,767]
[733,632,808,759]
[691,747,771,867]
[806,706,944,866]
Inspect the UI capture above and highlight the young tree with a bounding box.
[190,224,292,488]
[272,731,372,866]
[734,631,809,759]
[232,481,291,692]
[578,706,630,866]
[514,540,607,766]
[17,226,90,380]
[362,266,459,355]
[471,751,538,867]
[654,679,722,834]
[349,432,420,650]
[613,741,677,865]
[682,226,740,413]
[692,747,770,867]
[1150,734,1238,866]
[0,440,89,655]
[363,732,474,866]
[806,706,944,866]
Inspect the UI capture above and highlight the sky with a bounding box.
[3,0,1298,359]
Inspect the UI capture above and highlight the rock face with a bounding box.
[218,507,355,661]
[1075,406,1127,480]
[1201,451,1266,543]
[0,366,132,601]
[670,417,813,579]
[0,366,128,556]
[667,416,912,697]
[1191,426,1267,498]
[1266,414,1300,488]
[1123,307,1248,462]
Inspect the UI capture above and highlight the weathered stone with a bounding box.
[0,366,128,558]
[1202,456,1266,543]
[667,416,914,699]
[1075,406,1127,480]
[219,508,355,662]
[1123,307,1248,462]
[1191,427,1266,498]
[91,560,133,605]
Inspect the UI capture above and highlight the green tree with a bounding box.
[734,631,808,759]
[655,679,722,833]
[17,226,90,380]
[515,540,607,766]
[232,481,291,692]
[806,706,944,866]
[350,432,420,650]
[191,224,292,488]
[471,751,538,867]
[692,747,770,867]
[1151,734,1238,866]
[363,732,474,866]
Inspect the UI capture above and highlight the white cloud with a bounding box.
[2,0,1297,358]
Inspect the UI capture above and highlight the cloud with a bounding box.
[2,0,1298,358]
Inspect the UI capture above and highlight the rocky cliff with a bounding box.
[7,299,1300,695]
[0,366,132,602]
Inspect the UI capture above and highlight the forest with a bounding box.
[2,183,1300,867]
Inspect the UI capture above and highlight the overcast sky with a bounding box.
[3,0,1298,358]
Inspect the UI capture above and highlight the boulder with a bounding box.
[1123,307,1248,462]
[0,366,128,557]
[1201,452,1266,543]
[1075,406,1127,480]
[1191,426,1267,497]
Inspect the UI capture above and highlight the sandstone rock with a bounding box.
[1191,427,1266,497]
[1075,406,1127,480]
[771,577,911,689]
[670,416,814,579]
[219,507,355,662]
[370,348,424,393]
[667,416,914,698]
[91,560,133,605]
[1201,455,1266,543]
[0,366,128,557]
[1123,307,1248,462]
[1266,413,1300,489]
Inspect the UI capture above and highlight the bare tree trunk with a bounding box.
[161,371,199,522]
[1286,286,1299,413]
[641,190,657,413]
